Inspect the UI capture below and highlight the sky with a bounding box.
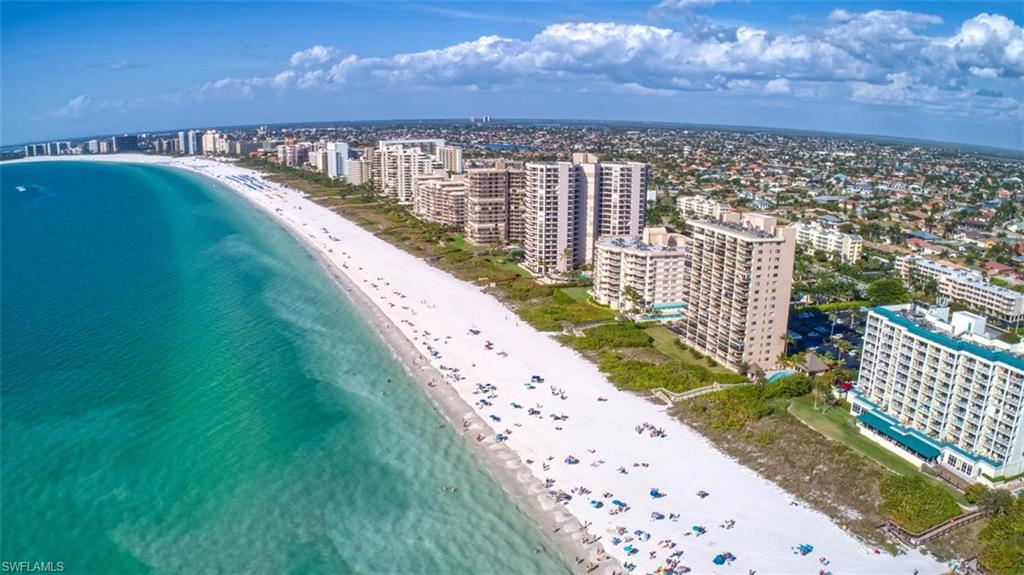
[2,1,1022,149]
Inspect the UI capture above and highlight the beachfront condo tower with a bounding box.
[524,161,582,275]
[850,304,1024,485]
[326,142,350,180]
[591,227,688,320]
[676,213,796,372]
[377,139,446,204]
[465,167,514,245]
[524,154,648,277]
[413,173,467,228]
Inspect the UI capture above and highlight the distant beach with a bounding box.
[13,155,945,574]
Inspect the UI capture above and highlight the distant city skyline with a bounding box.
[2,1,1022,149]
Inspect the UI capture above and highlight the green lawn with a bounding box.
[645,326,734,375]
[789,396,921,475]
[789,396,968,505]
[559,286,593,304]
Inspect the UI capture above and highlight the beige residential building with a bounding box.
[413,173,466,228]
[465,168,512,245]
[677,213,796,371]
[676,195,730,220]
[591,227,688,319]
[791,222,863,263]
[439,146,464,173]
[507,169,526,243]
[345,158,371,186]
[524,162,581,275]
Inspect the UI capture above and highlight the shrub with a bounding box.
[979,497,1024,575]
[567,323,653,351]
[598,353,742,394]
[964,483,990,505]
[686,374,815,430]
[878,475,960,533]
[502,278,553,301]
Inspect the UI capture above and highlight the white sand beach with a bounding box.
[20,155,946,575]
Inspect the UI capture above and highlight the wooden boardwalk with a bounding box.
[878,508,990,547]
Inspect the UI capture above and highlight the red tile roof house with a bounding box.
[981,261,1014,275]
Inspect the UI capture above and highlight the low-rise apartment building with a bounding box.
[896,256,1024,324]
[791,222,863,263]
[676,195,730,220]
[851,304,1024,484]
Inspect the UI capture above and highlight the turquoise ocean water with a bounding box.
[1,162,565,574]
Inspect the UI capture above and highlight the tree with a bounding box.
[867,278,910,306]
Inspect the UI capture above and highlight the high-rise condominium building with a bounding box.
[675,213,795,371]
[379,144,439,204]
[791,222,863,263]
[524,162,582,275]
[345,158,371,186]
[676,195,730,220]
[591,227,688,320]
[413,173,467,228]
[177,131,187,155]
[186,130,203,156]
[201,131,219,155]
[523,155,648,276]
[439,146,464,173]
[851,304,1023,484]
[507,169,526,243]
[592,160,648,261]
[464,168,512,245]
[896,256,1024,324]
[326,142,349,179]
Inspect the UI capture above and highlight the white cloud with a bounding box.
[289,45,341,67]
[930,13,1024,77]
[764,78,791,94]
[174,10,1021,125]
[51,95,90,118]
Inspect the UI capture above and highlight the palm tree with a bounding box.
[780,333,795,356]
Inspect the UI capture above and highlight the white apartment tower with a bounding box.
[379,143,440,203]
[851,304,1024,484]
[591,227,688,320]
[326,142,350,179]
[345,158,371,186]
[524,154,648,277]
[524,162,581,275]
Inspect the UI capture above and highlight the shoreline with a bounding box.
[8,155,944,575]
[252,184,614,575]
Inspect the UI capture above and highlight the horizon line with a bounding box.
[5,117,1023,158]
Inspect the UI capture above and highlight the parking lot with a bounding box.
[787,307,865,369]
